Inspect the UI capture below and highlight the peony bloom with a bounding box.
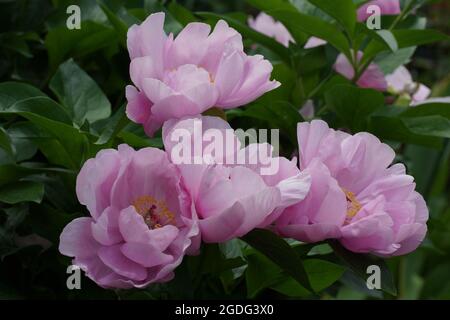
[334,51,387,91]
[357,0,401,22]
[276,120,428,256]
[126,12,280,136]
[248,12,294,47]
[386,66,431,104]
[59,145,198,288]
[162,116,311,242]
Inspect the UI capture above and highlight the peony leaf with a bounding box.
[241,228,314,293]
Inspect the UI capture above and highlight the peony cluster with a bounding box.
[59,10,428,289]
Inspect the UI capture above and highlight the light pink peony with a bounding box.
[357,0,401,22]
[334,51,388,91]
[126,12,280,136]
[386,66,431,103]
[162,116,311,242]
[248,12,294,47]
[276,120,428,256]
[59,145,198,288]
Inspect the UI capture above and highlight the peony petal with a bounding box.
[125,85,152,124]
[168,22,211,68]
[121,242,174,268]
[98,245,148,281]
[199,201,246,242]
[59,217,99,258]
[130,56,159,90]
[91,207,123,246]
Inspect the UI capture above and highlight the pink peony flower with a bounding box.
[386,66,431,103]
[162,116,311,242]
[59,145,198,289]
[126,12,280,136]
[248,12,295,47]
[334,51,388,91]
[276,120,428,256]
[357,0,401,22]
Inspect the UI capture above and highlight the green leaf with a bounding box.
[369,114,443,148]
[2,203,29,232]
[0,97,93,169]
[274,9,351,56]
[402,116,450,139]
[368,102,450,146]
[0,127,14,159]
[98,2,129,46]
[393,29,449,48]
[246,252,284,298]
[6,122,39,162]
[373,30,398,52]
[168,1,197,26]
[304,259,345,291]
[0,181,44,204]
[239,101,302,145]
[245,0,351,56]
[94,105,129,145]
[118,130,163,149]
[401,102,450,119]
[308,0,356,35]
[0,165,36,187]
[270,276,310,297]
[325,84,384,132]
[241,228,314,293]
[330,241,397,296]
[271,259,345,296]
[0,82,46,111]
[49,59,111,126]
[45,21,117,71]
[375,47,416,74]
[362,29,448,66]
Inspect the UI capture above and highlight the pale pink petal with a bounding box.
[91,207,122,246]
[167,22,211,68]
[121,242,174,268]
[98,245,148,281]
[125,85,152,124]
[59,217,99,258]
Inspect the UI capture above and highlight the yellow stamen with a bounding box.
[132,195,175,229]
[342,188,362,218]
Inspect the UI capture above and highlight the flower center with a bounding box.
[342,188,362,218]
[132,195,175,229]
